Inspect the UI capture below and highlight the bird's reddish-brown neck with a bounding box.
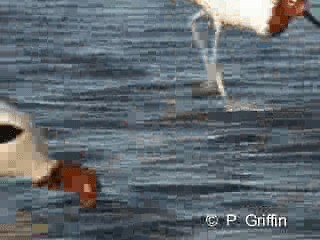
[269,0,305,34]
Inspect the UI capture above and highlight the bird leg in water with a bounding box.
[190,10,226,97]
[191,10,210,70]
[200,63,226,96]
[215,67,226,96]
[206,24,226,96]
[209,23,222,64]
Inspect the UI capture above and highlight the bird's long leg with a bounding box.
[214,26,226,96]
[191,10,210,70]
[190,11,226,97]
[207,23,226,96]
[209,22,221,64]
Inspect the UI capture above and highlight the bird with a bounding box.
[0,98,97,208]
[170,0,320,98]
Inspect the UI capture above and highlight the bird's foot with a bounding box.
[192,80,221,97]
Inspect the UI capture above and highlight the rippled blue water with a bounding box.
[0,0,320,239]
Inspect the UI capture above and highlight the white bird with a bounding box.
[171,0,320,97]
[0,99,97,208]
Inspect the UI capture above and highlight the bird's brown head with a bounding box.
[269,0,320,36]
[33,161,97,208]
[281,0,305,17]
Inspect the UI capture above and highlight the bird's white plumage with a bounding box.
[0,101,58,183]
[201,0,275,36]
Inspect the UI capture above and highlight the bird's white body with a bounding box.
[0,101,58,183]
[200,0,275,36]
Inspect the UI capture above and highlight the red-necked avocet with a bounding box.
[171,0,320,98]
[0,99,97,208]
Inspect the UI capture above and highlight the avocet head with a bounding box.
[0,99,97,208]
[283,0,320,24]
[270,0,320,36]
